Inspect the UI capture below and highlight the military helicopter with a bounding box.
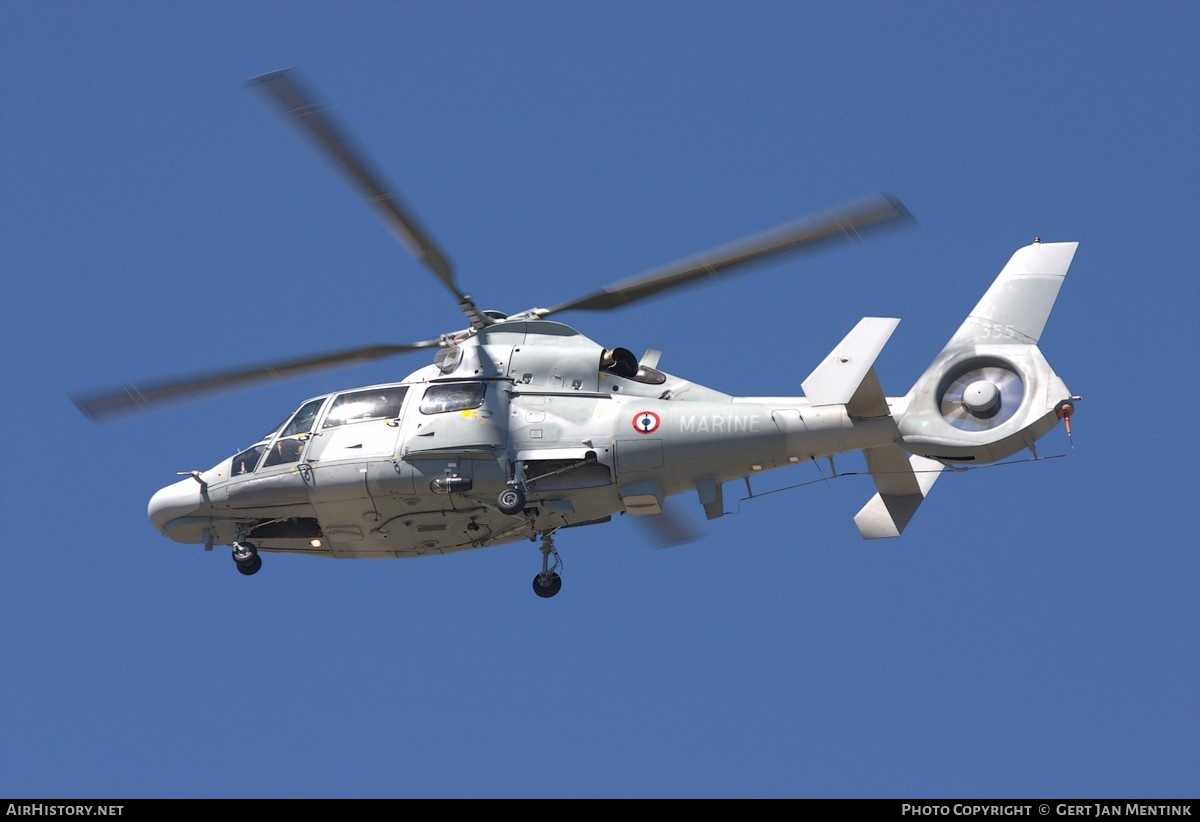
[73,70,1081,598]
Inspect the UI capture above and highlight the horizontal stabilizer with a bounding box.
[802,317,900,410]
[854,451,944,539]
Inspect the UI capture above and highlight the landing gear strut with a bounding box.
[232,542,261,576]
[532,531,562,598]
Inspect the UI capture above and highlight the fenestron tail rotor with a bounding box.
[938,363,1025,432]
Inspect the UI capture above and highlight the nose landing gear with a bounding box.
[232,542,261,576]
[497,486,527,515]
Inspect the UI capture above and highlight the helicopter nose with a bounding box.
[148,477,202,533]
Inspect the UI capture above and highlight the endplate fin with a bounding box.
[853,452,944,539]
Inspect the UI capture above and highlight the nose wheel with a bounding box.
[532,531,562,598]
[499,459,530,515]
[232,542,261,576]
[497,487,526,515]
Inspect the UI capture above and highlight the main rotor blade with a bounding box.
[248,70,488,329]
[73,339,441,422]
[640,507,701,549]
[539,193,913,316]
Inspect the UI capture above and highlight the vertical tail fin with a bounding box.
[946,240,1077,347]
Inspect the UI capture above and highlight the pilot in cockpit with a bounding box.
[600,347,639,378]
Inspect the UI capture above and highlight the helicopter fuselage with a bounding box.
[148,320,903,559]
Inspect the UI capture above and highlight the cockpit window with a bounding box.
[419,382,486,414]
[233,398,328,474]
[232,443,267,475]
[262,418,288,441]
[632,365,667,385]
[601,347,639,378]
[323,386,409,429]
[281,399,325,437]
[602,347,667,385]
[262,398,326,468]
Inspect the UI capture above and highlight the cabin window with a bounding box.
[323,386,409,429]
[419,382,486,414]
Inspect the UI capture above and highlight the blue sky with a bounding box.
[2,0,1197,799]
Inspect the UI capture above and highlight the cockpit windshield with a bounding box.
[233,396,329,475]
[261,418,288,441]
[230,387,410,476]
[232,443,267,476]
[282,400,323,437]
[262,397,326,468]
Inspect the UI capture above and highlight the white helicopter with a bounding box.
[74,70,1081,598]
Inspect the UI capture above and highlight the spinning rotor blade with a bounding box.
[938,365,1025,432]
[72,339,441,422]
[249,69,488,329]
[538,193,913,317]
[640,507,701,549]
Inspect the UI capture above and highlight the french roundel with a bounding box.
[632,411,661,434]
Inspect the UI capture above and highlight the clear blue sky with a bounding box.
[2,0,1197,800]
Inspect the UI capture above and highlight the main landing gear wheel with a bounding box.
[232,543,262,576]
[532,531,562,598]
[533,571,562,598]
[497,487,526,515]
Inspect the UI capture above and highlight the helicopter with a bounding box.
[73,69,1081,598]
